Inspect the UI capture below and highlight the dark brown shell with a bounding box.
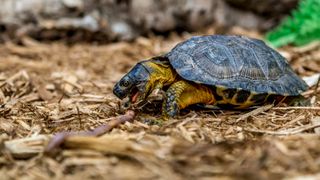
[166,35,308,95]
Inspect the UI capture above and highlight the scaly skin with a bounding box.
[162,80,216,118]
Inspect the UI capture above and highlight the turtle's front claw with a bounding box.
[141,116,165,126]
[143,119,164,126]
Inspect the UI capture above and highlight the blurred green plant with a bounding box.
[266,0,320,48]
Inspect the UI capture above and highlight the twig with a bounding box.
[4,135,49,158]
[132,89,164,110]
[0,70,29,88]
[272,107,320,110]
[302,87,320,96]
[292,41,320,53]
[45,110,135,153]
[311,117,320,134]
[282,115,305,126]
[244,123,320,135]
[236,104,273,122]
[76,105,82,129]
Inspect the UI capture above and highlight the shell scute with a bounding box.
[166,35,308,95]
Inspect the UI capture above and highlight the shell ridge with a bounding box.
[215,41,239,77]
[270,50,287,72]
[248,44,269,79]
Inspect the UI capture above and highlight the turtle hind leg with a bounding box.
[285,95,311,106]
[162,80,215,118]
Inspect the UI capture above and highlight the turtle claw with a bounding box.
[142,116,165,126]
[287,95,311,107]
[290,98,311,106]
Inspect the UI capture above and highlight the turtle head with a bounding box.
[114,58,177,105]
[113,62,151,103]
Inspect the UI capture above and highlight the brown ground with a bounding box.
[0,27,320,180]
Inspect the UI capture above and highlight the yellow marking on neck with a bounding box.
[143,60,178,89]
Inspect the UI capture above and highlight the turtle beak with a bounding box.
[113,83,127,99]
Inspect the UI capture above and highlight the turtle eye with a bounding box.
[120,79,130,87]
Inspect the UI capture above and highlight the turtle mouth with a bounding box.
[130,87,140,103]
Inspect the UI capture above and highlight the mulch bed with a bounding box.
[0,27,319,179]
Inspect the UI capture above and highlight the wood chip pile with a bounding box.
[0,28,319,179]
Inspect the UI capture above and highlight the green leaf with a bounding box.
[265,0,320,47]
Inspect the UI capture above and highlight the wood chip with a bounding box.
[311,117,320,134]
[236,104,273,122]
[4,135,49,158]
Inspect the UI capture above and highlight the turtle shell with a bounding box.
[166,35,308,95]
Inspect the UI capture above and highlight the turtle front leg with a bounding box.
[162,80,216,118]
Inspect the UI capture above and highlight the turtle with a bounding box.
[113,35,309,118]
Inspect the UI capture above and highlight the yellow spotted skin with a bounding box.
[162,80,215,118]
